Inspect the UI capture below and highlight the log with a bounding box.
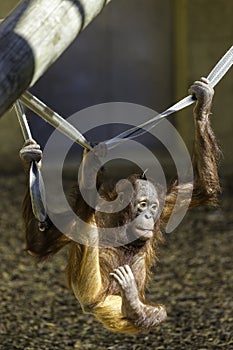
[0,0,111,117]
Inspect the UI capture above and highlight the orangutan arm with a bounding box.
[86,265,166,334]
[108,265,166,332]
[20,140,71,260]
[66,145,107,309]
[161,78,221,224]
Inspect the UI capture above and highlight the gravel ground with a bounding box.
[0,174,232,350]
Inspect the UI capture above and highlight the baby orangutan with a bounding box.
[20,78,220,334]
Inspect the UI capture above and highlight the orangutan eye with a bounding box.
[151,203,158,211]
[137,201,147,211]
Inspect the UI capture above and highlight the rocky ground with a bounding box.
[0,174,232,350]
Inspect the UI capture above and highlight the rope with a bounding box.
[20,91,92,151]
[15,100,33,140]
[106,46,233,148]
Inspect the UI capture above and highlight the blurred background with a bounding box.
[0,0,232,177]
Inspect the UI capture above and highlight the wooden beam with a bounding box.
[0,0,112,117]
